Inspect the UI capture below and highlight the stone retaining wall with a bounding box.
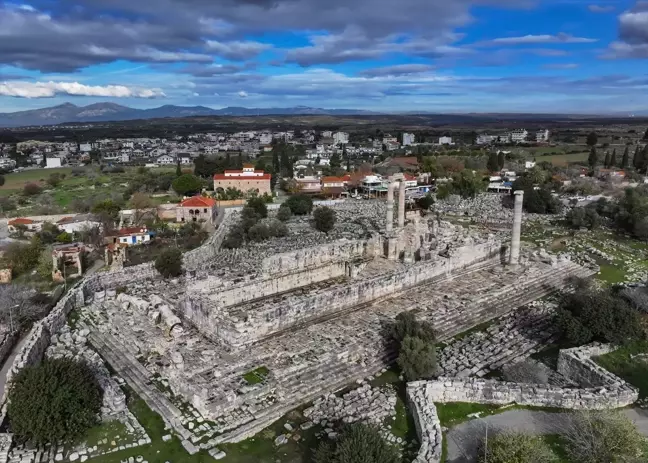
[407,384,442,463]
[407,343,638,463]
[183,239,503,347]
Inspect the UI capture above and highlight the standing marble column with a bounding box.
[386,182,398,233]
[509,190,524,265]
[398,180,406,228]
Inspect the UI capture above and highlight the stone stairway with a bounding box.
[87,329,200,454]
[433,261,594,340]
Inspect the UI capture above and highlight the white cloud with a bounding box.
[482,33,597,46]
[0,80,165,98]
[238,90,248,98]
[588,5,615,13]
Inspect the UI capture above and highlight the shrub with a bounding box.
[55,232,72,243]
[478,432,556,463]
[247,223,271,242]
[1,240,42,276]
[313,206,336,233]
[240,206,260,232]
[397,335,437,381]
[557,288,644,346]
[23,183,42,196]
[267,219,288,238]
[313,423,400,463]
[284,194,313,215]
[46,173,63,188]
[392,311,436,346]
[277,204,292,222]
[0,174,4,186]
[154,248,183,278]
[8,358,102,445]
[222,224,245,249]
[563,411,646,463]
[247,196,268,219]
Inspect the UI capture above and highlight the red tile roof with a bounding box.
[56,216,75,224]
[322,176,345,183]
[180,196,216,208]
[213,173,271,180]
[8,218,34,225]
[108,227,150,237]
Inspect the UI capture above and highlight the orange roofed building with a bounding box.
[176,195,217,223]
[213,165,272,196]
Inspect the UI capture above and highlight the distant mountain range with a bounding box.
[0,103,381,127]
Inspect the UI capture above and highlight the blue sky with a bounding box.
[0,0,646,113]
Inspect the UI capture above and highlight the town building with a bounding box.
[8,218,42,234]
[438,136,454,146]
[46,157,62,168]
[333,132,349,145]
[213,164,272,196]
[476,134,498,145]
[0,158,16,170]
[176,196,217,224]
[105,227,153,246]
[536,129,551,143]
[156,155,175,165]
[402,133,416,146]
[294,177,322,195]
[509,129,529,143]
[56,215,102,235]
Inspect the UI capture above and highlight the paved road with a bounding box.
[0,333,31,400]
[446,408,648,462]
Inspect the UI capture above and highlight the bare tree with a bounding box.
[0,285,49,332]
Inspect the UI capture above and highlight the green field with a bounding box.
[0,167,74,190]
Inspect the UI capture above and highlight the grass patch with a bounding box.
[243,366,270,385]
[436,402,502,427]
[0,167,74,190]
[595,340,648,398]
[596,263,627,284]
[450,320,493,342]
[542,434,571,463]
[82,420,129,450]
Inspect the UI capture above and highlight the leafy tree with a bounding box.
[23,183,42,196]
[487,152,499,172]
[154,248,183,278]
[284,194,313,215]
[478,432,556,463]
[267,219,288,238]
[622,146,630,168]
[641,145,648,174]
[588,147,598,168]
[222,225,245,249]
[452,170,486,199]
[586,131,598,147]
[8,358,102,446]
[47,173,63,188]
[277,204,292,222]
[1,239,42,276]
[313,423,400,463]
[0,175,4,187]
[92,199,121,222]
[55,232,72,243]
[643,128,648,141]
[247,196,268,219]
[247,223,271,242]
[556,287,644,346]
[397,335,437,381]
[313,206,336,233]
[171,174,202,196]
[391,311,436,345]
[610,149,617,168]
[416,194,435,211]
[175,160,182,177]
[563,411,646,463]
[566,208,600,230]
[497,151,506,170]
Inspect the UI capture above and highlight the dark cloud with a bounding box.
[205,40,271,60]
[604,2,648,58]
[179,63,256,77]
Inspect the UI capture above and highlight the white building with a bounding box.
[156,155,175,165]
[476,134,497,145]
[321,131,333,138]
[0,157,16,170]
[79,143,92,153]
[536,129,550,143]
[525,161,537,170]
[121,152,131,163]
[46,157,62,169]
[509,129,528,143]
[402,133,416,146]
[259,133,272,145]
[438,136,454,145]
[333,132,349,145]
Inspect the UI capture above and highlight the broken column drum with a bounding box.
[509,190,524,265]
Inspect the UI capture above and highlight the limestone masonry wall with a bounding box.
[186,239,502,347]
[407,384,442,463]
[407,343,638,463]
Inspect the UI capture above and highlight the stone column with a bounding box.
[509,190,524,265]
[386,182,398,233]
[398,181,406,228]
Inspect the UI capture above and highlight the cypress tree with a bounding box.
[610,149,617,168]
[633,146,641,169]
[497,151,506,170]
[487,152,499,172]
[604,151,611,168]
[622,146,630,168]
[588,147,598,169]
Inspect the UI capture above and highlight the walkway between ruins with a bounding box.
[445,408,648,462]
[0,333,31,399]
